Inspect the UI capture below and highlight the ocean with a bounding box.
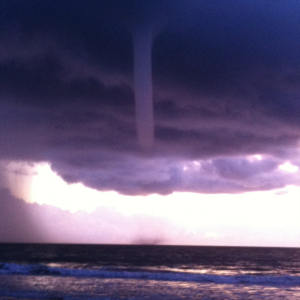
[0,244,300,299]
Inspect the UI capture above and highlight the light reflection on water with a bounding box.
[44,261,300,278]
[1,275,300,300]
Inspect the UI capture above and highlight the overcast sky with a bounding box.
[1,0,300,245]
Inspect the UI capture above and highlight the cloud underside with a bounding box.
[1,0,300,195]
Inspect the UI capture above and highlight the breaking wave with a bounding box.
[1,262,300,286]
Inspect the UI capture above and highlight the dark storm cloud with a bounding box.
[1,0,300,195]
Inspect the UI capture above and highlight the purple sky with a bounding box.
[1,0,300,245]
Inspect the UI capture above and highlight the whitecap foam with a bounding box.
[1,262,300,286]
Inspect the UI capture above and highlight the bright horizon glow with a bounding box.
[2,160,300,247]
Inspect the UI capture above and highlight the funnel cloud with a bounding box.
[133,27,154,150]
[0,0,300,196]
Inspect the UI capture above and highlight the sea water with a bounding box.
[0,244,300,299]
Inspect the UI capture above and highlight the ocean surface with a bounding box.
[1,244,300,299]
